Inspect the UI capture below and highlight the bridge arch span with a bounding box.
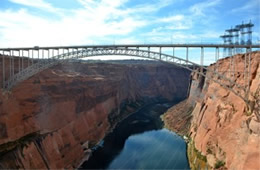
[61,47,199,70]
[5,47,247,102]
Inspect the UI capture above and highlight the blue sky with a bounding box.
[0,0,259,48]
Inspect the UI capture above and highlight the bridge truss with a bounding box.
[0,44,260,103]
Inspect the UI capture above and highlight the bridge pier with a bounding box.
[31,50,34,65]
[18,50,20,72]
[244,47,252,99]
[22,50,24,70]
[248,48,251,93]
[200,47,204,72]
[27,50,30,67]
[42,49,44,63]
[148,47,150,58]
[11,50,14,78]
[186,47,189,66]
[215,47,219,72]
[230,50,233,78]
[159,47,161,60]
[62,48,65,60]
[52,49,54,61]
[2,50,5,89]
[37,50,39,70]
[8,51,10,80]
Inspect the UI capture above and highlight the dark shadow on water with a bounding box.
[79,102,190,169]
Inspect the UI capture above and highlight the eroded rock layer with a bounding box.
[0,61,190,169]
[189,52,260,170]
[163,51,260,170]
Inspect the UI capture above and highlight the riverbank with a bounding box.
[161,99,193,137]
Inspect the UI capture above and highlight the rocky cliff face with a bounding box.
[188,52,260,169]
[162,51,259,170]
[0,61,190,169]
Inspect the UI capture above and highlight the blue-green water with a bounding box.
[80,103,190,169]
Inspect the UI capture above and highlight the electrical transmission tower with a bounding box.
[235,20,254,52]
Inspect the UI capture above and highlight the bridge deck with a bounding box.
[0,43,259,50]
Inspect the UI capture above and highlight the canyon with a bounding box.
[0,51,259,169]
[0,60,190,168]
[163,51,260,169]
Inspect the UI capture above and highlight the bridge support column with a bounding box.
[9,50,11,81]
[37,50,40,70]
[172,47,175,62]
[11,50,14,78]
[2,50,5,89]
[18,50,20,72]
[31,50,34,65]
[229,48,234,79]
[22,50,24,70]
[52,49,55,61]
[232,48,235,78]
[148,47,150,58]
[159,47,161,60]
[244,49,248,90]
[215,47,219,72]
[62,48,64,60]
[47,49,50,63]
[6,50,11,87]
[200,47,204,72]
[244,48,252,98]
[42,50,44,63]
[186,47,189,66]
[32,50,34,65]
[27,50,30,67]
[57,49,60,60]
[248,47,251,94]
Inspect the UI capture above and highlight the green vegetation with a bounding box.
[206,148,213,154]
[187,140,211,170]
[214,160,225,169]
[193,145,207,162]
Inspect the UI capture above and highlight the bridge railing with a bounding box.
[1,44,260,103]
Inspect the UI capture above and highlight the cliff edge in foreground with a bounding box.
[164,51,260,170]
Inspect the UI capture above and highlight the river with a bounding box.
[79,102,190,169]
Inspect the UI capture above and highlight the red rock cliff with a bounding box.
[0,61,190,169]
[188,52,260,170]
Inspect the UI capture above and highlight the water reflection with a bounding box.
[80,103,190,169]
[108,129,189,169]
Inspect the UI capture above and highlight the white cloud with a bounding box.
[129,0,173,13]
[0,0,180,47]
[158,15,184,22]
[0,0,153,47]
[9,0,59,13]
[189,0,221,16]
[1,0,257,49]
[231,0,260,13]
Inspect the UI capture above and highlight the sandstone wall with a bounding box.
[188,52,260,169]
[0,61,190,168]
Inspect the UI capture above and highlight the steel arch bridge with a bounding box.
[1,44,260,103]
